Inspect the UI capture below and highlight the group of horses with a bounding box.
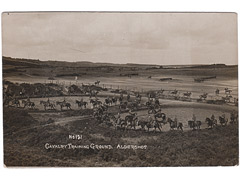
[90,95,186,132]
[93,108,185,132]
[205,112,238,128]
[90,94,238,132]
[10,98,36,109]
[154,87,236,104]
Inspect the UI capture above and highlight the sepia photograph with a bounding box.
[2,12,238,167]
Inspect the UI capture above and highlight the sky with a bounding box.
[2,12,238,65]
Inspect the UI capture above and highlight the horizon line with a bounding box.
[2,55,238,66]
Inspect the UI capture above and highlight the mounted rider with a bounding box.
[47,98,50,105]
[192,114,196,123]
[174,116,178,126]
[127,94,130,101]
[148,115,153,123]
[155,98,160,107]
[231,111,238,124]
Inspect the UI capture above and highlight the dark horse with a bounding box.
[136,118,162,132]
[167,118,183,131]
[112,97,118,105]
[188,120,201,130]
[94,80,100,86]
[119,101,128,112]
[219,116,228,126]
[22,100,35,109]
[205,118,216,129]
[154,112,167,124]
[12,98,20,107]
[90,99,102,108]
[125,113,137,130]
[76,100,88,108]
[105,98,112,106]
[56,101,71,110]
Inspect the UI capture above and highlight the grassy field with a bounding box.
[4,107,239,167]
[3,56,239,166]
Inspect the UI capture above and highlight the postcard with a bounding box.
[2,12,238,167]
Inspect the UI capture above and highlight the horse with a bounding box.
[219,116,228,126]
[155,99,160,107]
[127,94,131,102]
[119,102,128,112]
[130,101,139,110]
[12,99,20,107]
[105,98,112,106]
[199,93,208,100]
[119,96,123,103]
[40,100,55,110]
[137,120,150,131]
[147,104,157,114]
[136,93,141,100]
[170,89,178,95]
[137,118,162,132]
[230,112,238,124]
[222,95,232,103]
[22,100,35,109]
[94,80,100,86]
[114,117,127,130]
[125,113,138,130]
[205,118,216,129]
[167,118,183,131]
[99,104,108,112]
[56,101,71,111]
[188,120,202,130]
[146,101,153,107]
[76,100,88,108]
[90,99,102,108]
[112,97,118,105]
[183,92,192,98]
[89,91,99,98]
[224,88,232,94]
[151,119,162,132]
[154,113,166,124]
[48,103,56,110]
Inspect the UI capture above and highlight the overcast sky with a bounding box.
[2,12,238,65]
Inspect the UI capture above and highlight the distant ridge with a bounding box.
[2,56,236,68]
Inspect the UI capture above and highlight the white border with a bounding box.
[0,0,239,180]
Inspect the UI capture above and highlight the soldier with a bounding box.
[148,115,153,124]
[192,114,196,124]
[174,116,178,126]
[47,98,50,105]
[211,114,217,126]
[211,114,215,121]
[127,94,130,101]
